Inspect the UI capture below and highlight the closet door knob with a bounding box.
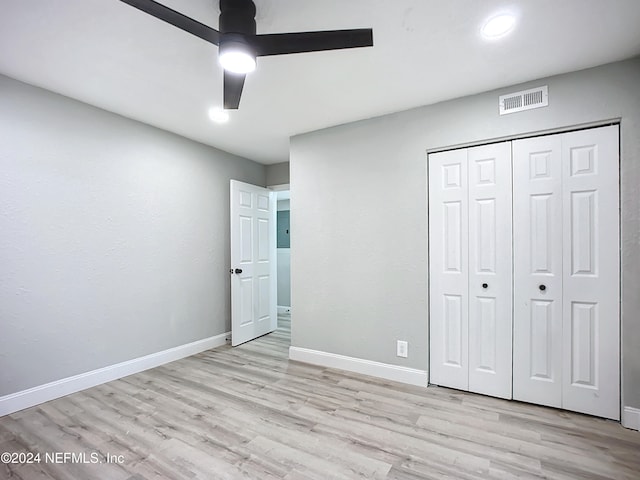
[539,284,546,291]
[482,283,488,289]
[235,268,243,274]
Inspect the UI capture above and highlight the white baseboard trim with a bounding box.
[622,406,640,431]
[289,346,428,387]
[0,331,230,417]
[277,306,291,314]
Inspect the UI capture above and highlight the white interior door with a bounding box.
[428,149,469,391]
[467,143,513,399]
[561,125,619,420]
[512,135,564,408]
[230,180,277,346]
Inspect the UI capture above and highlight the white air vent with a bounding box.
[499,86,548,115]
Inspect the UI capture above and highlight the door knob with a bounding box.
[234,268,243,274]
[539,284,546,291]
[482,283,488,289]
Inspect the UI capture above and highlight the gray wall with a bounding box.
[290,58,640,410]
[0,75,265,396]
[277,250,291,307]
[266,162,290,186]
[277,199,291,307]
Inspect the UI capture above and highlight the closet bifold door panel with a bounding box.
[561,126,619,420]
[512,135,564,408]
[429,143,512,398]
[513,125,620,420]
[428,149,469,391]
[467,143,513,399]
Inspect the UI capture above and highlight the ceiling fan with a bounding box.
[120,0,374,109]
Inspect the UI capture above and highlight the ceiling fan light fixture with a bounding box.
[119,0,374,109]
[219,39,256,74]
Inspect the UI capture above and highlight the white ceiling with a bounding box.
[1,0,640,165]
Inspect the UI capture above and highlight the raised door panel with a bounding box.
[561,125,619,420]
[428,149,469,390]
[239,277,253,326]
[512,136,563,408]
[442,294,464,367]
[257,218,270,262]
[239,216,253,263]
[467,142,512,399]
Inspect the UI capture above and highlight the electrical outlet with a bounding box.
[397,340,408,358]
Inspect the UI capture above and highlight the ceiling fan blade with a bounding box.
[253,29,373,57]
[120,0,219,45]
[224,71,246,109]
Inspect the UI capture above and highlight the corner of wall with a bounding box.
[622,406,640,431]
[266,162,290,186]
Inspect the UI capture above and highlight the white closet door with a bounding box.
[561,125,619,420]
[467,143,513,399]
[512,136,564,408]
[428,149,469,391]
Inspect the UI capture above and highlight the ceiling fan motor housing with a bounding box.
[219,0,256,35]
[219,0,257,62]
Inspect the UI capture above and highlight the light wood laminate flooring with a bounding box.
[1,314,639,479]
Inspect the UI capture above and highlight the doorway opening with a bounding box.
[273,187,291,341]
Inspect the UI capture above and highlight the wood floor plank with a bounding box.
[1,313,638,479]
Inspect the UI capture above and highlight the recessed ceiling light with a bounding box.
[481,14,517,39]
[208,107,229,123]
